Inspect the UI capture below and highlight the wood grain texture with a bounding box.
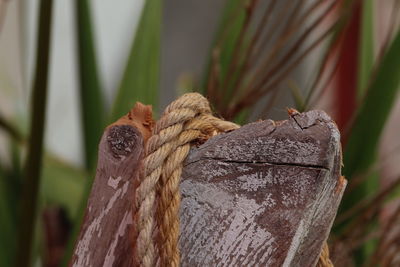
[179,110,346,266]
[69,103,153,267]
[70,108,344,267]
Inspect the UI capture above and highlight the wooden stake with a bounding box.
[70,103,153,267]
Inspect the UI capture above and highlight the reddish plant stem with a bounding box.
[334,0,361,142]
[228,19,338,118]
[249,0,338,97]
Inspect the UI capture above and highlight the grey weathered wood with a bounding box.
[70,108,345,267]
[179,110,346,266]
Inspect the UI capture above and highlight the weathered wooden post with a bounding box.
[70,103,153,267]
[179,110,345,266]
[70,105,345,266]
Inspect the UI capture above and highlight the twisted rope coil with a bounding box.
[133,93,238,266]
[133,92,333,267]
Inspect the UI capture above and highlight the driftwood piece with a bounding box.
[70,108,345,267]
[179,110,346,266]
[70,104,153,267]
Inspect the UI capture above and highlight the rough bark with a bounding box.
[179,110,346,266]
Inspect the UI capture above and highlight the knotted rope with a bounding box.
[133,92,333,267]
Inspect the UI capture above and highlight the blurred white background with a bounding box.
[1,0,144,166]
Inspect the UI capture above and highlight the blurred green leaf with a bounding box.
[201,0,247,103]
[216,0,246,85]
[0,140,23,267]
[0,167,19,267]
[75,0,105,170]
[343,28,400,205]
[16,0,54,266]
[111,0,161,120]
[198,0,238,95]
[232,109,249,125]
[289,81,306,112]
[41,156,86,219]
[351,5,376,260]
[357,0,374,98]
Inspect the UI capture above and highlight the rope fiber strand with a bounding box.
[133,93,238,266]
[133,92,333,267]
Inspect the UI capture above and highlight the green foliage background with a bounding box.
[0,0,399,266]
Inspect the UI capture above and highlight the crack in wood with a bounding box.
[71,108,344,267]
[180,110,345,266]
[186,157,331,171]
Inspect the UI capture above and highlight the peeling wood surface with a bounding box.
[70,109,345,267]
[180,110,346,266]
[69,104,153,267]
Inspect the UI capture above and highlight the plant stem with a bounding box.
[0,114,23,143]
[16,0,53,266]
[229,0,277,99]
[219,0,256,109]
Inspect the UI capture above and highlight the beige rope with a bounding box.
[133,92,333,267]
[133,93,238,266]
[317,242,334,267]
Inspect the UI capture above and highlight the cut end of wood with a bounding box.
[107,125,139,160]
[109,102,154,143]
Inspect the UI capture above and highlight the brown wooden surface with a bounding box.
[70,108,345,267]
[69,104,152,267]
[179,110,346,266]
